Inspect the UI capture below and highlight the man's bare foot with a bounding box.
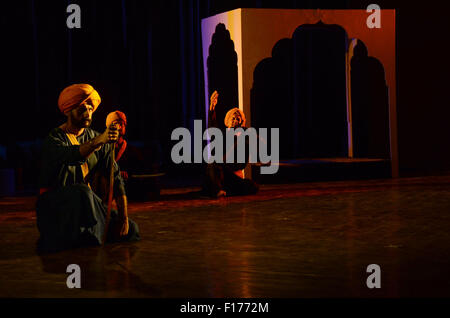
[217,190,227,198]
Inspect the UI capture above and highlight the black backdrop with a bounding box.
[1,0,449,177]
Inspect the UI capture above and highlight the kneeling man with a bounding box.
[36,84,140,253]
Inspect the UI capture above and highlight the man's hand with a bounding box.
[120,171,129,180]
[113,195,129,239]
[210,90,219,111]
[115,216,129,238]
[101,123,119,144]
[79,124,118,158]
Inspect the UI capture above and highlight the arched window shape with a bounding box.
[207,23,239,131]
[292,21,349,158]
[251,38,294,159]
[350,39,390,159]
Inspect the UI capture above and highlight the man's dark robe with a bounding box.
[202,108,259,197]
[36,127,139,253]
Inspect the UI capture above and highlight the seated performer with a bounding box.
[203,90,259,198]
[106,111,128,180]
[105,111,159,201]
[91,110,129,203]
[36,84,140,253]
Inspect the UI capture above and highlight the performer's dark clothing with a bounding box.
[204,163,258,197]
[202,108,259,197]
[36,127,140,253]
[114,141,146,178]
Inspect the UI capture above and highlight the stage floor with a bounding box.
[1,176,450,298]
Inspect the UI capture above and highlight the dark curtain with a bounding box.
[1,0,352,141]
[0,0,360,182]
[2,0,449,182]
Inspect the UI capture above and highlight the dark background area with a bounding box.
[0,0,449,184]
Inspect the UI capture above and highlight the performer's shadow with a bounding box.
[38,243,160,296]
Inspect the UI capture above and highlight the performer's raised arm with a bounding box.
[79,123,119,158]
[208,90,219,128]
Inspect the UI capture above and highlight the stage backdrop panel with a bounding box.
[201,9,397,177]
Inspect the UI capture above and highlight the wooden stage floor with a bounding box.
[1,176,450,298]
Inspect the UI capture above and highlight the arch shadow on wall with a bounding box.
[350,39,390,159]
[207,23,239,130]
[251,21,390,160]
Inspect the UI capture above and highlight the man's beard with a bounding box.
[72,117,92,128]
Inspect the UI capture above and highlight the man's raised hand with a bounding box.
[210,90,219,111]
[102,123,119,144]
[80,123,117,157]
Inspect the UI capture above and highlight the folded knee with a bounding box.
[70,183,95,199]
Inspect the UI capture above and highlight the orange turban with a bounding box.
[106,111,127,127]
[58,84,101,114]
[224,107,246,128]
